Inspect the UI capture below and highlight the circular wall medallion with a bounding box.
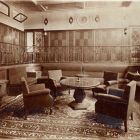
[76,15,89,26]
[80,16,88,24]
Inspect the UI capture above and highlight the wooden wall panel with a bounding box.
[1,25,138,65]
[42,28,131,63]
[23,28,140,63]
[131,27,140,64]
[0,23,25,65]
[50,31,67,47]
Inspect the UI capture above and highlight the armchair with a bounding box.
[94,80,136,132]
[92,71,118,96]
[47,70,67,97]
[21,77,54,119]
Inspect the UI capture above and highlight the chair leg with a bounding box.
[69,88,70,94]
[50,108,53,115]
[124,120,128,132]
[131,112,133,120]
[24,108,28,120]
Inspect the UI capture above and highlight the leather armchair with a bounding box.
[92,71,118,95]
[94,80,136,132]
[21,77,54,119]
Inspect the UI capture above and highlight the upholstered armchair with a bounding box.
[92,71,118,96]
[47,70,67,97]
[94,80,136,132]
[21,77,54,119]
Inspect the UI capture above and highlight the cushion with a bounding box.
[96,84,106,89]
[107,80,118,86]
[108,88,124,97]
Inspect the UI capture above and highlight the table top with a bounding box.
[60,77,100,89]
[75,73,89,77]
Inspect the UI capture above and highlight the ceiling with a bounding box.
[5,0,132,13]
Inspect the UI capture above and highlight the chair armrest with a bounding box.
[95,93,127,104]
[60,76,68,80]
[118,78,130,84]
[106,80,118,86]
[24,89,50,97]
[29,84,45,92]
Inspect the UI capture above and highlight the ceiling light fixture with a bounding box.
[95,15,100,22]
[44,30,47,36]
[124,28,127,35]
[69,17,73,24]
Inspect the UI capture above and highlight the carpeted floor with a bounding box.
[0,90,140,139]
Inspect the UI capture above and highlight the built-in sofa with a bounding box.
[0,63,140,98]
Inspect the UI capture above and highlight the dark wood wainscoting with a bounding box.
[0,23,25,65]
[0,24,140,65]
[25,28,132,64]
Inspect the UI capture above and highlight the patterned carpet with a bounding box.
[0,90,140,139]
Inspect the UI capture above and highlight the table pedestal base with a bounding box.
[69,100,87,110]
[69,88,87,110]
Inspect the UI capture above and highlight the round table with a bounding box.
[60,77,100,110]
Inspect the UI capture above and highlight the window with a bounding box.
[27,32,33,52]
[0,1,10,16]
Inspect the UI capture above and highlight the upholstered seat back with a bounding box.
[21,77,29,95]
[103,71,118,83]
[8,67,27,85]
[48,70,62,82]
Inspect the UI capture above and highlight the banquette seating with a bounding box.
[3,63,140,99]
[40,63,140,99]
[40,63,128,79]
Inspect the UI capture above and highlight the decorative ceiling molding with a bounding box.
[6,0,134,13]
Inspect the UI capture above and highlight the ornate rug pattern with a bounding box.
[0,91,140,139]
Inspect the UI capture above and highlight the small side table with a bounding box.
[0,80,8,97]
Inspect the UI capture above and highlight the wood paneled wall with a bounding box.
[0,24,140,65]
[131,26,140,64]
[41,29,131,63]
[0,23,25,65]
